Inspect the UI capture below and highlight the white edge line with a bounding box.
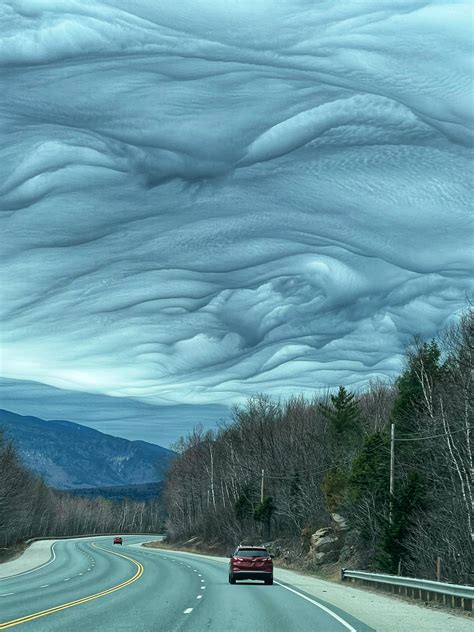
[0,542,57,582]
[275,582,357,632]
[139,546,356,630]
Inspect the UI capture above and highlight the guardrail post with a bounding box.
[436,556,441,582]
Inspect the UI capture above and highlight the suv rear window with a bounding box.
[235,549,268,557]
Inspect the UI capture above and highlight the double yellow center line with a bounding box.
[0,543,144,629]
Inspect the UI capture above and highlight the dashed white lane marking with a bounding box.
[63,578,70,581]
[200,586,206,590]
[196,595,202,599]
[78,573,83,576]
[193,570,197,573]
[0,593,14,597]
[183,608,193,614]
[40,585,49,588]
[198,574,202,577]
[200,579,204,583]
[87,568,91,571]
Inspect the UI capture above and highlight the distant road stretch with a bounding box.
[0,536,372,631]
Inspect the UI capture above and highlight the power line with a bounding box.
[394,426,473,442]
[232,441,391,482]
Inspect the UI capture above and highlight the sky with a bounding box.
[1,0,472,447]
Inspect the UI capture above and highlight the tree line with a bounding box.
[0,433,164,550]
[164,309,473,585]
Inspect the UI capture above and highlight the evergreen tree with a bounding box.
[391,340,441,434]
[254,497,275,539]
[345,432,391,547]
[383,339,441,572]
[319,386,364,467]
[322,467,350,512]
[348,432,390,502]
[378,471,426,573]
[234,486,255,522]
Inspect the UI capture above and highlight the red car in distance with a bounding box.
[229,546,273,585]
[113,537,123,545]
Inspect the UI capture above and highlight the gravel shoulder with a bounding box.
[0,540,57,579]
[142,544,472,632]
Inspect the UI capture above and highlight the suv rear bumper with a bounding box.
[232,570,273,581]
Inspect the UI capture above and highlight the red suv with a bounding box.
[113,537,123,545]
[229,546,273,585]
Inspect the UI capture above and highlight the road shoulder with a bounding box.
[0,540,57,579]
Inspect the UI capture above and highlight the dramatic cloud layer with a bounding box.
[0,378,226,446]
[1,1,472,440]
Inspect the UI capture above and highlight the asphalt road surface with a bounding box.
[0,536,375,631]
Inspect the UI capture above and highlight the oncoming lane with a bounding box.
[0,540,143,630]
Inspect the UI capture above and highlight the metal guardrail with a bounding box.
[341,569,473,611]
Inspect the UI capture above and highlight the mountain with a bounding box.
[0,409,175,490]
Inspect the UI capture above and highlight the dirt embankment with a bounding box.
[0,543,28,565]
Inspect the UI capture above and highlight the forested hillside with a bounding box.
[0,410,174,489]
[0,435,165,550]
[164,310,473,585]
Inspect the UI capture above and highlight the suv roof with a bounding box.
[235,545,268,552]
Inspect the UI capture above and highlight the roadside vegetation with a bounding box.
[164,309,473,585]
[0,435,164,557]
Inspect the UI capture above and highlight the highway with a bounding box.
[0,536,374,632]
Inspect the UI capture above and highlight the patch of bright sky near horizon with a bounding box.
[0,0,473,444]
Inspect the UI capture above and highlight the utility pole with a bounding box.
[389,423,395,525]
[436,556,441,582]
[260,468,265,503]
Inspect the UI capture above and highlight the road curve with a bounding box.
[0,536,374,631]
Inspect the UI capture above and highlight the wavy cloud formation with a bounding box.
[1,1,472,428]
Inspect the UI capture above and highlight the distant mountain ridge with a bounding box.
[0,409,175,490]
[67,482,165,502]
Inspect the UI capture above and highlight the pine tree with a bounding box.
[391,340,441,434]
[348,432,390,501]
[319,386,364,459]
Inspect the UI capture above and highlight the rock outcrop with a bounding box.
[308,514,350,565]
